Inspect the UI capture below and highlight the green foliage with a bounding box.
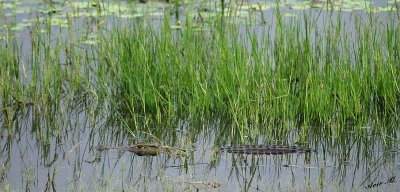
[0,7,399,140]
[95,10,400,129]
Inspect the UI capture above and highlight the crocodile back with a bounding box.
[220,145,315,155]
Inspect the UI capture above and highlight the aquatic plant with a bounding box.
[94,9,400,136]
[0,1,399,142]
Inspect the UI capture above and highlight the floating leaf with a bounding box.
[284,13,297,18]
[11,22,31,31]
[290,5,310,10]
[50,18,69,27]
[1,0,399,28]
[1,3,16,9]
[82,33,99,45]
[39,5,63,14]
[119,13,146,18]
[81,39,98,45]
[170,25,181,30]
[239,4,272,11]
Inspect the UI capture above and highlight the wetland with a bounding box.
[1,0,400,191]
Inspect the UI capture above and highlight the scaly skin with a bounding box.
[96,143,315,156]
[220,145,316,155]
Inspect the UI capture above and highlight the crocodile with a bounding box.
[220,144,316,155]
[96,143,315,156]
[95,142,185,156]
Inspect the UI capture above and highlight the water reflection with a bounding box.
[0,104,399,191]
[1,0,400,191]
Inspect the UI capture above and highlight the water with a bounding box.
[1,105,399,191]
[1,0,400,191]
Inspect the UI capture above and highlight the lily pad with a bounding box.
[82,33,99,45]
[11,22,32,31]
[81,39,98,45]
[284,13,297,18]
[239,4,272,11]
[0,3,17,9]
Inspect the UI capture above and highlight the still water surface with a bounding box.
[1,0,400,191]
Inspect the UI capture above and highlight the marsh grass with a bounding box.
[0,5,399,142]
[0,16,101,147]
[94,9,399,138]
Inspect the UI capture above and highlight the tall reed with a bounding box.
[95,9,399,135]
